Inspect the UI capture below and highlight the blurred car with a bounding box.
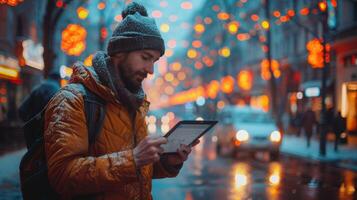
[213,106,282,159]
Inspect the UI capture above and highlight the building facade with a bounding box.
[333,0,357,134]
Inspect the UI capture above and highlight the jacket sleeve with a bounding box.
[152,155,183,179]
[44,90,138,195]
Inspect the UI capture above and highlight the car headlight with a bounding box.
[270,131,281,142]
[236,130,249,142]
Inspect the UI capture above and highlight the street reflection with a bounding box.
[185,191,194,200]
[266,162,282,200]
[268,162,281,186]
[230,163,250,199]
[229,160,284,200]
[339,170,356,199]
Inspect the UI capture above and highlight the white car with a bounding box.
[214,106,282,159]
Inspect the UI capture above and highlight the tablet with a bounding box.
[161,120,218,153]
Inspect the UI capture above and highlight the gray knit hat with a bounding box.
[107,2,165,56]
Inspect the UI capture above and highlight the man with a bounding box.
[333,111,346,152]
[44,2,197,199]
[18,70,61,122]
[302,106,317,147]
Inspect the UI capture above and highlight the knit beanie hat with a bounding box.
[107,2,165,56]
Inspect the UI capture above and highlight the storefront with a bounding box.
[341,82,357,134]
[334,27,357,135]
[0,54,21,122]
[300,79,334,122]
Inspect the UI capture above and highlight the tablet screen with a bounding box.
[161,121,217,153]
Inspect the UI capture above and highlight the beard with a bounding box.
[119,67,141,93]
[112,60,146,94]
[107,58,144,116]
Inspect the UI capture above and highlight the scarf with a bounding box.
[92,51,145,120]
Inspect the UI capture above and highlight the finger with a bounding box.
[191,139,200,147]
[148,146,163,155]
[180,144,191,154]
[153,153,160,162]
[147,137,168,146]
[177,149,188,161]
[157,147,164,154]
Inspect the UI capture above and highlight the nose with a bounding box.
[145,64,154,75]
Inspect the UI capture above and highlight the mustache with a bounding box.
[137,71,148,79]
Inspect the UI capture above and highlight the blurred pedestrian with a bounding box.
[18,70,61,122]
[39,2,197,199]
[302,106,317,147]
[294,110,304,137]
[333,111,346,152]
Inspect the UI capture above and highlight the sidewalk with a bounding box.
[281,134,357,171]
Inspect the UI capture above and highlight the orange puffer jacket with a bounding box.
[44,63,179,200]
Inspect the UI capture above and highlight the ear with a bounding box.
[110,53,126,63]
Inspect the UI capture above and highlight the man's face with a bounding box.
[111,49,160,93]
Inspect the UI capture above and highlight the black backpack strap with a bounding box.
[64,83,107,146]
[83,88,107,145]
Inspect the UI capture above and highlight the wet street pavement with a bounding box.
[0,135,356,200]
[152,136,357,200]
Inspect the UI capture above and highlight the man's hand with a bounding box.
[133,135,167,168]
[165,139,200,166]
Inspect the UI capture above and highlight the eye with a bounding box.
[141,55,150,61]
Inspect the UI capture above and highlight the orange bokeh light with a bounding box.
[237,70,253,91]
[152,10,162,18]
[207,80,220,99]
[181,1,192,10]
[77,7,89,20]
[194,23,205,34]
[192,40,202,48]
[251,14,259,21]
[212,5,220,12]
[228,21,240,34]
[318,2,327,12]
[237,33,250,41]
[195,61,203,69]
[280,16,289,22]
[203,56,214,67]
[61,24,87,56]
[287,9,295,17]
[221,76,235,94]
[300,8,309,16]
[97,2,105,10]
[217,12,230,20]
[187,49,198,59]
[1,0,23,6]
[204,17,212,24]
[306,38,329,68]
[261,20,270,30]
[273,11,281,18]
[260,59,280,80]
[169,86,205,106]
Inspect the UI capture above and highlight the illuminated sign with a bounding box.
[0,55,19,69]
[22,39,44,70]
[305,87,320,97]
[0,55,20,80]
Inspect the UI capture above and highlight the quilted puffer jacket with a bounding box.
[44,58,180,200]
